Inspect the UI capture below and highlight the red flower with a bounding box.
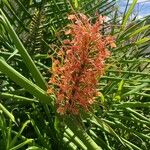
[48,13,115,115]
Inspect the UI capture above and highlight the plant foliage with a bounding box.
[0,0,150,149]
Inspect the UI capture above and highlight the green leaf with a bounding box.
[74,0,79,9]
[0,103,15,123]
[126,108,150,123]
[0,58,52,105]
[26,146,45,150]
[64,127,87,150]
[123,83,149,96]
[66,118,101,150]
[119,18,148,40]
[0,93,38,103]
[113,102,150,108]
[121,0,138,29]
[128,25,150,38]
[6,49,18,61]
[135,37,150,45]
[90,115,125,147]
[9,139,33,150]
[10,120,31,148]
[113,80,124,102]
[0,9,47,90]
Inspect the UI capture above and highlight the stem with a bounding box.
[0,93,38,103]
[0,58,51,105]
[66,118,101,150]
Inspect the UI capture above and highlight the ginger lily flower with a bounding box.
[48,13,115,115]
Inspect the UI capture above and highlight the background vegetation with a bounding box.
[0,0,150,149]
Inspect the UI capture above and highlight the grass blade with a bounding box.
[0,103,15,123]
[121,0,138,29]
[9,139,33,150]
[0,58,52,105]
[0,9,47,89]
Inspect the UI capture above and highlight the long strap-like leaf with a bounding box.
[0,9,47,90]
[0,57,51,105]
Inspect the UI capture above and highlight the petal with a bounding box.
[68,14,76,20]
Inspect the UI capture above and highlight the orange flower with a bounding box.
[48,13,115,115]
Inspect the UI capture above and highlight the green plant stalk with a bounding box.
[122,138,142,150]
[6,120,12,150]
[64,127,87,150]
[126,108,150,123]
[0,58,51,105]
[0,93,38,103]
[106,113,150,126]
[10,130,26,141]
[10,120,31,148]
[9,139,33,150]
[0,9,47,90]
[115,120,150,140]
[101,119,144,150]
[90,115,125,147]
[63,137,77,150]
[113,102,150,108]
[119,16,148,40]
[106,70,150,76]
[101,76,150,83]
[0,103,15,123]
[29,117,52,149]
[89,130,112,150]
[135,92,150,97]
[66,121,101,150]
[0,113,7,148]
[121,0,138,29]
[123,83,149,96]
